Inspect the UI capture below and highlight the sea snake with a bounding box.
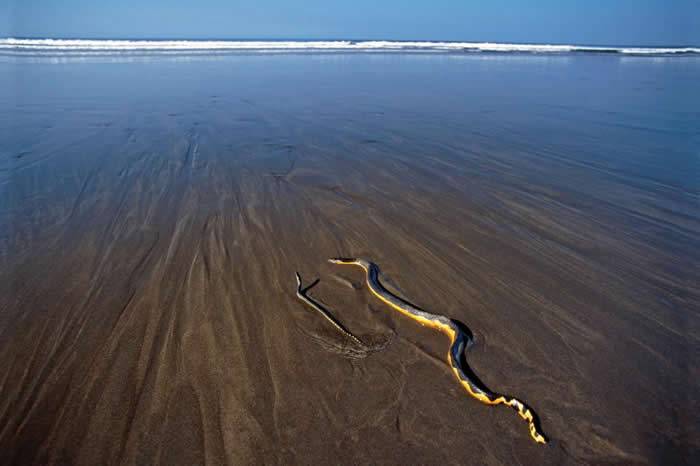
[328,258,547,444]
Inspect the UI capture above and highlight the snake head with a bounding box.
[329,258,373,270]
[328,258,358,264]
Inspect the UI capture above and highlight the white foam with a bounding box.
[618,47,700,55]
[0,38,697,55]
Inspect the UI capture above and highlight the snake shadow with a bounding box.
[296,276,392,359]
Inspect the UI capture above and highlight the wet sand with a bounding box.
[1,53,698,465]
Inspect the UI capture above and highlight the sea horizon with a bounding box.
[2,36,699,55]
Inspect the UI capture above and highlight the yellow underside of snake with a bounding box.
[328,258,547,445]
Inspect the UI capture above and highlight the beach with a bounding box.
[1,51,698,465]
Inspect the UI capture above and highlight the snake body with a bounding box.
[329,258,547,444]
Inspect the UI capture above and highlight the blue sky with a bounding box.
[2,0,699,45]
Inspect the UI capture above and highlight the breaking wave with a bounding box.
[1,38,698,56]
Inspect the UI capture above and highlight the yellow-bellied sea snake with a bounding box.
[328,258,547,444]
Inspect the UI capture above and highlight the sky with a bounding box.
[2,0,699,46]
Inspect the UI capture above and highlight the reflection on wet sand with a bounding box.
[0,53,698,465]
